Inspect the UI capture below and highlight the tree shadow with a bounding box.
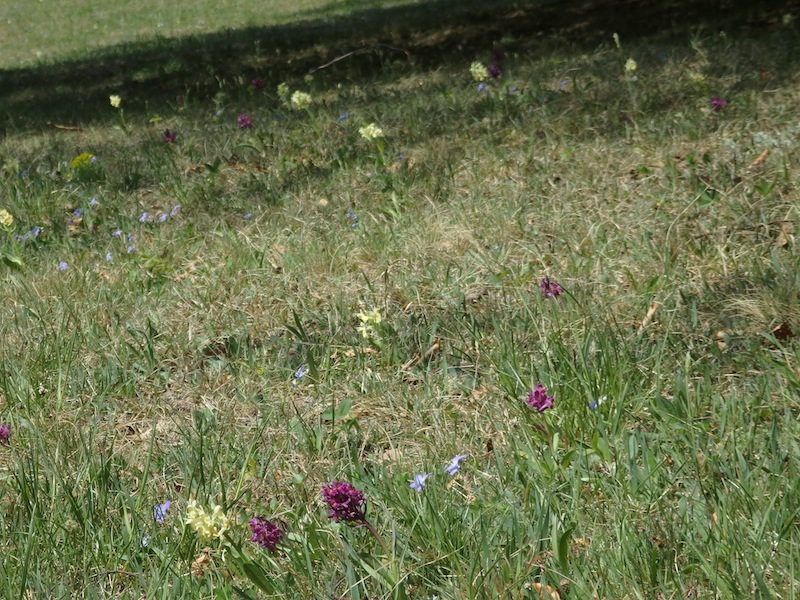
[0,0,794,134]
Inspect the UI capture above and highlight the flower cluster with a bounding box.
[290,91,313,110]
[69,153,96,171]
[109,95,121,108]
[526,382,554,413]
[625,58,637,73]
[0,209,13,228]
[0,423,10,443]
[238,114,253,129]
[710,96,728,112]
[249,517,284,551]
[356,308,382,338]
[321,481,367,524]
[540,277,564,299]
[359,123,384,141]
[470,61,489,82]
[185,500,230,540]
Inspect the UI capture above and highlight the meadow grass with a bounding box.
[1,0,799,598]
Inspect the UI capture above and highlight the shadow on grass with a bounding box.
[0,0,794,135]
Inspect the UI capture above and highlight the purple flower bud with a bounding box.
[238,113,253,129]
[0,423,10,443]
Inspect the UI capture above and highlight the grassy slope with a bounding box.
[0,0,799,598]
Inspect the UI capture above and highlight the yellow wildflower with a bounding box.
[358,123,384,141]
[276,83,290,102]
[470,61,489,82]
[624,58,637,73]
[356,308,382,339]
[69,152,95,170]
[109,95,121,108]
[185,500,229,540]
[0,209,13,228]
[290,91,312,110]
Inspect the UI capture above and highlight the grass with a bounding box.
[1,0,799,598]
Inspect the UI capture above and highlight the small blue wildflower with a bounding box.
[58,261,68,271]
[337,112,350,122]
[74,208,83,217]
[292,364,307,386]
[112,230,122,237]
[139,212,148,223]
[445,454,469,476]
[153,500,171,523]
[127,233,134,242]
[127,245,135,253]
[559,79,570,88]
[31,226,41,238]
[105,252,112,262]
[170,205,181,216]
[90,155,98,164]
[158,213,167,222]
[89,197,99,207]
[243,213,253,220]
[477,82,488,93]
[346,208,359,228]
[140,535,150,548]
[409,473,432,492]
[589,395,606,409]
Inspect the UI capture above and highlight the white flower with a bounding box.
[470,61,488,82]
[109,95,121,108]
[290,91,312,110]
[624,58,637,73]
[359,123,384,141]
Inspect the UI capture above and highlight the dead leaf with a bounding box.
[776,221,794,247]
[190,548,212,578]
[715,330,730,350]
[529,582,561,600]
[637,301,660,334]
[772,322,794,341]
[749,148,770,168]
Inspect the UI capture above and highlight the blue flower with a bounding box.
[112,230,122,237]
[89,197,99,207]
[139,212,148,223]
[158,213,167,222]
[105,252,112,262]
[346,208,359,228]
[154,500,171,523]
[243,213,253,220]
[445,454,469,476]
[74,208,83,217]
[292,364,307,386]
[57,261,68,271]
[337,112,350,122]
[409,473,432,492]
[170,205,181,216]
